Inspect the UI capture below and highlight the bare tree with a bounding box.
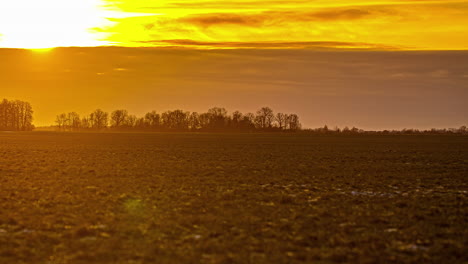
[189,112,201,130]
[208,107,228,130]
[232,111,242,122]
[275,113,287,130]
[288,114,301,131]
[90,109,108,130]
[55,113,68,130]
[256,107,275,129]
[17,101,34,131]
[135,117,147,129]
[0,99,34,131]
[81,116,91,129]
[111,109,128,128]
[144,111,161,129]
[230,111,243,129]
[162,110,189,130]
[125,115,137,128]
[67,112,81,131]
[198,113,211,130]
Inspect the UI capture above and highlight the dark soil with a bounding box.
[0,132,467,263]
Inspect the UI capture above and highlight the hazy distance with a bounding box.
[1,47,466,130]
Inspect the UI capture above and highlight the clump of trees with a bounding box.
[55,107,302,132]
[0,99,34,131]
[304,125,364,134]
[303,125,468,135]
[377,127,468,135]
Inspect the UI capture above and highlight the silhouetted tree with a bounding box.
[288,114,301,131]
[55,113,67,130]
[242,113,256,130]
[111,109,128,128]
[135,117,147,129]
[162,110,189,130]
[255,107,274,129]
[230,111,243,130]
[144,111,161,129]
[275,113,287,130]
[231,111,242,122]
[17,101,34,131]
[0,99,34,131]
[207,107,228,130]
[81,116,91,129]
[459,126,467,134]
[322,125,329,133]
[90,109,108,130]
[198,112,211,130]
[68,112,81,131]
[189,112,201,130]
[125,115,137,128]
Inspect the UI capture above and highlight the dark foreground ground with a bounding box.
[0,132,466,263]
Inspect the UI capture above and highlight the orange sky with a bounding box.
[1,48,467,129]
[0,0,467,49]
[0,1,466,129]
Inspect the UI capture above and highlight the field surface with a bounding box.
[0,132,467,263]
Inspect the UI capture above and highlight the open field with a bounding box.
[0,132,467,263]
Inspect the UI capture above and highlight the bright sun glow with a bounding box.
[0,0,466,50]
[0,0,113,49]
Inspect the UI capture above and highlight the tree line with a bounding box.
[304,125,468,135]
[55,107,302,132]
[0,99,34,131]
[2,98,464,134]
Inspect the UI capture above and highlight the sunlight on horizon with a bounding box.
[0,0,118,49]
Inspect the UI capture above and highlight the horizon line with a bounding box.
[1,44,468,52]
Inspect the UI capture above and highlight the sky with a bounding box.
[0,0,467,129]
[1,0,467,50]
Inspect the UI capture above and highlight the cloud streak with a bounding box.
[98,0,468,50]
[141,39,400,50]
[177,8,378,28]
[179,14,264,27]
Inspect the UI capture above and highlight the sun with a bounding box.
[0,0,113,49]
